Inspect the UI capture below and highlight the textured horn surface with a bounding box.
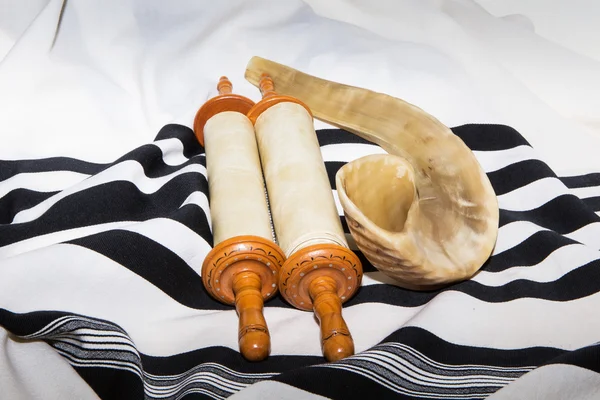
[245,57,499,290]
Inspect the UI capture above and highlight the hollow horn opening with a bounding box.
[337,154,416,234]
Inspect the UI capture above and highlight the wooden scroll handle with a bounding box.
[216,76,233,94]
[309,275,354,361]
[202,236,285,362]
[279,244,362,362]
[233,270,270,361]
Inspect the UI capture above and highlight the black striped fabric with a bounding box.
[1,123,599,399]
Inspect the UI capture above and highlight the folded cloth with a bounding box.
[1,124,599,399]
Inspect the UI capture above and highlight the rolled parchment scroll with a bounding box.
[247,75,362,362]
[194,77,285,362]
[203,110,273,244]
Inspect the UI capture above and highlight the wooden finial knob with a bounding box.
[193,76,255,146]
[309,275,354,361]
[278,244,362,362]
[217,76,233,94]
[202,236,286,361]
[258,73,276,98]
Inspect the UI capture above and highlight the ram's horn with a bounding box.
[245,57,499,290]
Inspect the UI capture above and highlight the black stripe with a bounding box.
[307,332,549,399]
[0,188,58,224]
[340,215,349,233]
[315,124,531,153]
[354,249,379,273]
[498,195,600,233]
[325,158,558,220]
[168,203,214,246]
[0,309,96,336]
[1,310,595,399]
[325,161,344,189]
[487,160,556,196]
[0,173,208,247]
[58,343,239,400]
[346,258,600,307]
[62,227,286,310]
[0,309,578,382]
[0,126,204,183]
[61,332,129,339]
[543,342,600,374]
[68,230,218,310]
[74,365,144,400]
[273,363,395,400]
[316,129,377,147]
[57,215,600,309]
[326,159,558,199]
[383,326,560,367]
[52,335,138,361]
[110,144,205,179]
[0,158,104,181]
[451,124,531,151]
[331,164,597,238]
[347,284,438,308]
[559,173,600,189]
[175,393,213,400]
[583,196,600,212]
[28,221,292,311]
[0,309,312,377]
[55,339,139,349]
[484,230,580,272]
[140,347,320,376]
[153,124,205,159]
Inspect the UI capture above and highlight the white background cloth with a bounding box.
[0,0,599,175]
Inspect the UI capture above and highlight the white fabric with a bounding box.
[228,381,330,400]
[487,364,600,400]
[0,327,100,400]
[0,0,599,176]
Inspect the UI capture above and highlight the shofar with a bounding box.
[245,57,499,290]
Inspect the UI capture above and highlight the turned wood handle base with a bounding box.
[279,243,362,310]
[202,236,286,362]
[278,243,362,361]
[309,275,354,362]
[233,271,270,362]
